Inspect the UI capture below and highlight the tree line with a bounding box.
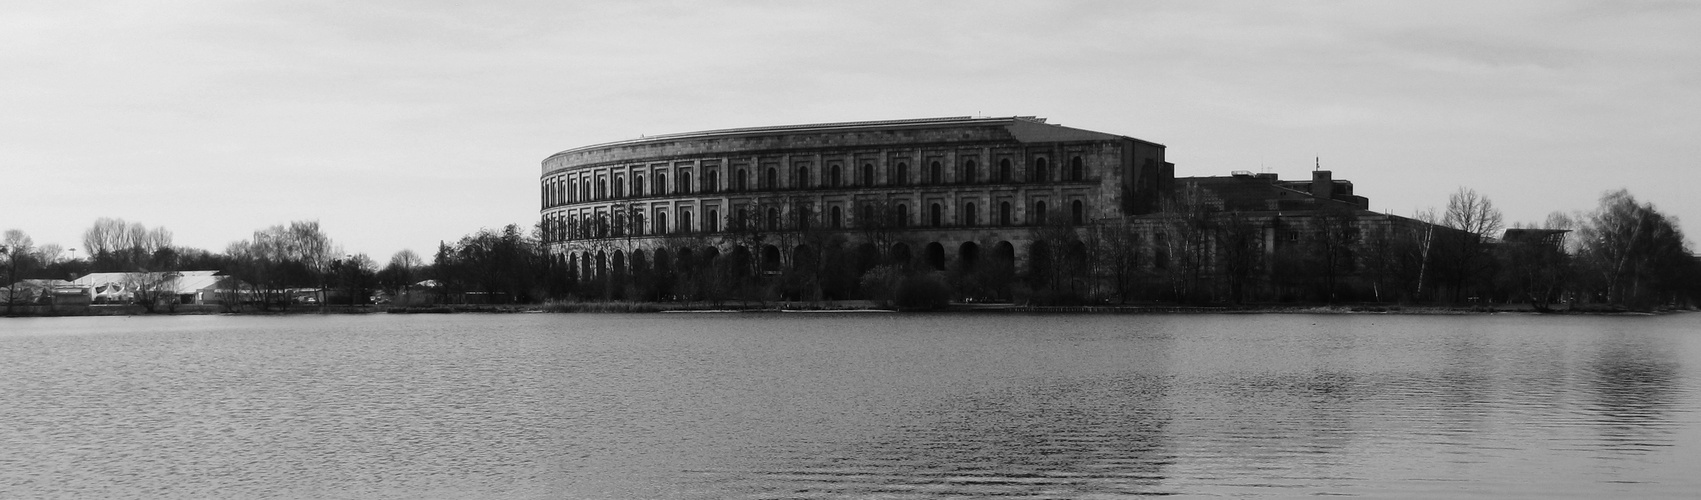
[4,188,1696,313]
[519,187,1699,310]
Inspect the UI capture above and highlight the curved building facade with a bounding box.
[539,116,1173,285]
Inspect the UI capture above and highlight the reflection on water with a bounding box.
[1588,330,1684,459]
[2,313,1698,499]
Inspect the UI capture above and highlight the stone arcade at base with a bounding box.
[539,116,1453,302]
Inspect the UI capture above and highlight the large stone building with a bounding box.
[540,116,1445,301]
[542,117,1170,268]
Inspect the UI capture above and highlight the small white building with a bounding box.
[73,271,242,305]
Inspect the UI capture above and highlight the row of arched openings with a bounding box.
[545,156,1093,207]
[561,239,1101,283]
[550,197,1088,242]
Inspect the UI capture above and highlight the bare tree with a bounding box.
[850,198,899,264]
[233,220,337,309]
[3,229,38,313]
[83,217,132,257]
[126,222,148,252]
[332,253,378,306]
[1410,208,1440,300]
[1311,206,1361,302]
[142,227,174,254]
[1214,211,1264,304]
[1444,187,1504,241]
[1087,219,1143,303]
[83,218,174,271]
[380,249,424,304]
[1441,187,1503,302]
[1027,212,1084,296]
[35,244,64,266]
[125,271,177,313]
[1154,183,1215,302]
[1575,189,1693,307]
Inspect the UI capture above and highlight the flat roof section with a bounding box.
[544,116,1164,163]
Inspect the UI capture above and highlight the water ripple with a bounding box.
[2,313,1698,498]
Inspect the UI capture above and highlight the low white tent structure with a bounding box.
[73,271,241,305]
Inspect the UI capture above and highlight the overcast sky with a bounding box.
[5,0,1698,261]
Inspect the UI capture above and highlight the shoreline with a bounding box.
[5,302,1689,318]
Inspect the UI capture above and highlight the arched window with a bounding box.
[797,166,809,188]
[655,211,668,234]
[1070,156,1084,181]
[861,205,874,227]
[633,175,645,197]
[679,171,692,194]
[1035,200,1048,224]
[655,172,667,195]
[681,211,693,233]
[895,162,909,186]
[963,160,977,184]
[829,165,841,187]
[598,177,607,200]
[929,161,942,184]
[706,170,718,193]
[766,168,778,190]
[736,207,748,230]
[831,206,842,228]
[797,205,811,231]
[767,207,780,230]
[999,159,1012,183]
[965,202,977,226]
[930,203,942,227]
[708,209,720,233]
[736,169,747,191]
[1032,157,1048,182]
[634,212,645,235]
[895,204,908,227]
[1071,200,1085,225]
[1000,201,1012,226]
[614,176,625,198]
[862,163,875,186]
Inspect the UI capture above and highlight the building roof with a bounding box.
[4,279,77,290]
[73,271,229,294]
[1502,228,1570,246]
[546,116,1164,161]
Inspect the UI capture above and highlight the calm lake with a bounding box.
[2,312,1698,499]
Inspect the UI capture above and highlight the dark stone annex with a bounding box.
[539,116,1455,303]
